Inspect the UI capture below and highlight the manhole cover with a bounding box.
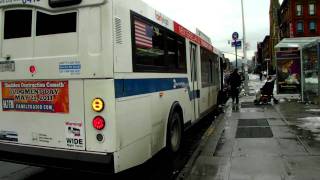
[238,119,269,127]
[236,127,274,138]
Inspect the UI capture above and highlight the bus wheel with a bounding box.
[166,111,183,154]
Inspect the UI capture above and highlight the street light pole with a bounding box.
[267,60,269,76]
[241,0,249,94]
[235,40,238,68]
[266,59,270,76]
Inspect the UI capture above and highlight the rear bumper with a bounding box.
[0,142,114,173]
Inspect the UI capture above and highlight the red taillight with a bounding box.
[92,116,105,130]
[29,65,36,74]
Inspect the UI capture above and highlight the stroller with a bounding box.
[254,77,279,105]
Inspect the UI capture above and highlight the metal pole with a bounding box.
[235,41,238,68]
[300,48,304,102]
[267,60,269,76]
[241,0,249,94]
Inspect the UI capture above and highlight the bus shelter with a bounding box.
[275,37,320,103]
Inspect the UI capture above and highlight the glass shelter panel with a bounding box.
[302,44,319,102]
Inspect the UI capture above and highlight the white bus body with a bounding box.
[0,0,223,173]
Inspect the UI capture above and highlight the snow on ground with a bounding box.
[298,117,320,134]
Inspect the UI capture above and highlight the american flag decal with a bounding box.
[135,20,153,48]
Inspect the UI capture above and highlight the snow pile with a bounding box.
[298,117,320,134]
[305,77,318,84]
[249,74,260,81]
[306,109,320,112]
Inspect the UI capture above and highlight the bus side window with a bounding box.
[166,34,177,69]
[131,12,186,73]
[209,59,213,84]
[177,39,186,72]
[201,48,210,87]
[166,33,186,72]
[133,18,165,70]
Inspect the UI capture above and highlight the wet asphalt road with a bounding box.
[0,112,219,180]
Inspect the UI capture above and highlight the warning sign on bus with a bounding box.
[1,81,69,113]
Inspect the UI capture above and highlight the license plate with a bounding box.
[0,61,15,72]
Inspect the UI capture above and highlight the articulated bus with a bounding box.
[0,0,223,173]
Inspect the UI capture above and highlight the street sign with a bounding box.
[232,32,239,40]
[232,40,242,49]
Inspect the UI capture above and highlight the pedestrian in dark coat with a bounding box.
[229,69,241,104]
[259,72,263,81]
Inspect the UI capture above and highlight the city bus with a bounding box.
[0,0,223,173]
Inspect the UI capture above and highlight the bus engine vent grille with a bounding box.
[115,17,123,44]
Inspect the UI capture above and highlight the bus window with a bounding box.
[36,11,77,36]
[165,33,186,72]
[201,48,210,87]
[166,34,177,69]
[177,39,186,71]
[209,59,213,84]
[4,10,32,40]
[133,18,165,70]
[132,13,186,73]
[201,48,218,87]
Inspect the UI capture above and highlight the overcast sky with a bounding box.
[142,0,282,61]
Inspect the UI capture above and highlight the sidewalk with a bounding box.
[178,80,320,180]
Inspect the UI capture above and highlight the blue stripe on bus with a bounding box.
[115,78,195,99]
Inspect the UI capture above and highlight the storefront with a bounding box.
[276,37,320,103]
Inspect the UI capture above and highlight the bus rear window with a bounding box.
[36,12,77,36]
[4,10,32,40]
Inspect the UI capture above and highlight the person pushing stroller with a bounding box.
[254,76,279,104]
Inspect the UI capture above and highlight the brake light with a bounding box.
[93,116,105,130]
[29,65,37,74]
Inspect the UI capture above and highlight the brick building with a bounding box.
[256,42,263,65]
[255,35,271,73]
[270,0,281,68]
[279,0,320,39]
[262,36,271,61]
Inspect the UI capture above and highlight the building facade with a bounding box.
[279,0,320,39]
[270,0,281,68]
[262,36,271,62]
[256,42,263,66]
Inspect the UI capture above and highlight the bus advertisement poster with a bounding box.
[1,81,69,113]
[276,50,301,94]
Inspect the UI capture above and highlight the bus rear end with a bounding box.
[0,0,117,173]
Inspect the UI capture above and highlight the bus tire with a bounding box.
[166,110,183,154]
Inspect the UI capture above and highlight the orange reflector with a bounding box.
[92,98,104,112]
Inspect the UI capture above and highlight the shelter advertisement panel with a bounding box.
[276,50,301,94]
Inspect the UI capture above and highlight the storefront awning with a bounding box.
[275,37,320,49]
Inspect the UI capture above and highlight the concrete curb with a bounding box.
[176,102,230,180]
